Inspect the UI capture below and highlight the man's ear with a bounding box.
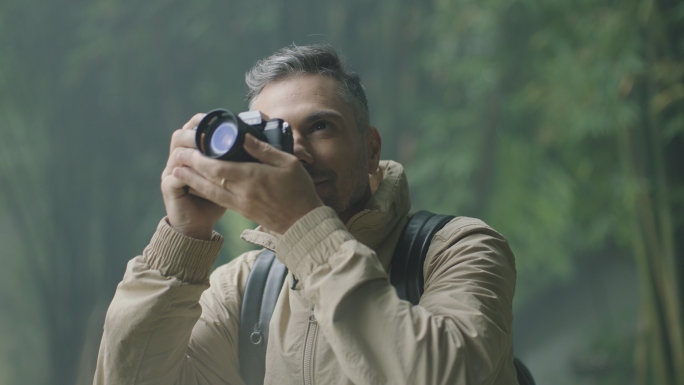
[366,126,382,174]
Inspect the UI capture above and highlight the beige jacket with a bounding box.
[94,161,518,385]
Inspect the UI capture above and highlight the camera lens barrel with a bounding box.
[195,109,294,162]
[195,109,261,162]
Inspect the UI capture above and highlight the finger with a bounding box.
[161,169,220,205]
[161,172,192,199]
[243,133,296,167]
[163,130,197,179]
[162,139,195,178]
[162,118,202,180]
[172,166,238,209]
[187,186,206,199]
[182,113,207,131]
[169,129,197,153]
[175,147,257,183]
[161,170,211,201]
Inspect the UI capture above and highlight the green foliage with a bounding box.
[408,0,683,306]
[409,0,684,383]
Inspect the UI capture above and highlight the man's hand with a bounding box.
[172,133,324,235]
[161,114,227,240]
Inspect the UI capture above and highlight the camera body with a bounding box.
[195,109,294,162]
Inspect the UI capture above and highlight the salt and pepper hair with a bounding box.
[245,44,370,132]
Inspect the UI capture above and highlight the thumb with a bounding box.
[243,133,290,166]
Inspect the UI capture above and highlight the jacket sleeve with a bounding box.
[275,207,518,385]
[93,218,253,385]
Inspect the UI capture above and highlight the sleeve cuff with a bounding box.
[276,206,354,280]
[143,217,224,283]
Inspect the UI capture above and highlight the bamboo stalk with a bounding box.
[619,124,672,384]
[648,93,684,385]
[642,26,684,380]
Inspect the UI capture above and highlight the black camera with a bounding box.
[195,109,294,162]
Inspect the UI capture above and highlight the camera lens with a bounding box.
[209,122,238,156]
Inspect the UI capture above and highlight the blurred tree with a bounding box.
[622,1,684,383]
[409,0,684,383]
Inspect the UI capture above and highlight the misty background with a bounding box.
[0,0,683,384]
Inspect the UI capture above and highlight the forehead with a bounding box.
[252,74,355,125]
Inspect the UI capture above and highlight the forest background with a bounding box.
[1,0,683,384]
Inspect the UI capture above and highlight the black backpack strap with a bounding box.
[238,249,288,385]
[391,210,455,305]
[514,357,536,385]
[391,211,536,384]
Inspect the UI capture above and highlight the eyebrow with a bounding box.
[301,110,345,125]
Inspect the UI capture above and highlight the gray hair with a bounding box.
[246,44,370,132]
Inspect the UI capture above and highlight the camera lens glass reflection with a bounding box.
[210,122,238,156]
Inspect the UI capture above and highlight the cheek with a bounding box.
[311,140,351,167]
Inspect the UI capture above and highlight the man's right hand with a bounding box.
[161,113,226,240]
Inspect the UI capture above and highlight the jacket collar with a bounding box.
[344,160,410,250]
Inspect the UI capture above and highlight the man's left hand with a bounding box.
[172,133,324,234]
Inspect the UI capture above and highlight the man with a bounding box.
[95,45,518,385]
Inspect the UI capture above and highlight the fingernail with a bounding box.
[245,134,256,147]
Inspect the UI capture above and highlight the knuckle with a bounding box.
[190,149,204,163]
[160,175,173,190]
[171,129,184,141]
[284,156,299,170]
[170,130,182,149]
[181,114,204,130]
[287,155,298,165]
[171,147,184,160]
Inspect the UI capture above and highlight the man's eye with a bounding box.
[313,122,331,132]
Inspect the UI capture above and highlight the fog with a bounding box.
[0,0,682,384]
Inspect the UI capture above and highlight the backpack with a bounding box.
[237,210,535,385]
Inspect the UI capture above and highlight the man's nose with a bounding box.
[292,131,314,165]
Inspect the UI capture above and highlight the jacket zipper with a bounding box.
[303,304,318,385]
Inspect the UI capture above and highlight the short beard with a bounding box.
[306,154,369,217]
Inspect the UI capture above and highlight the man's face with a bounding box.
[252,74,379,222]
